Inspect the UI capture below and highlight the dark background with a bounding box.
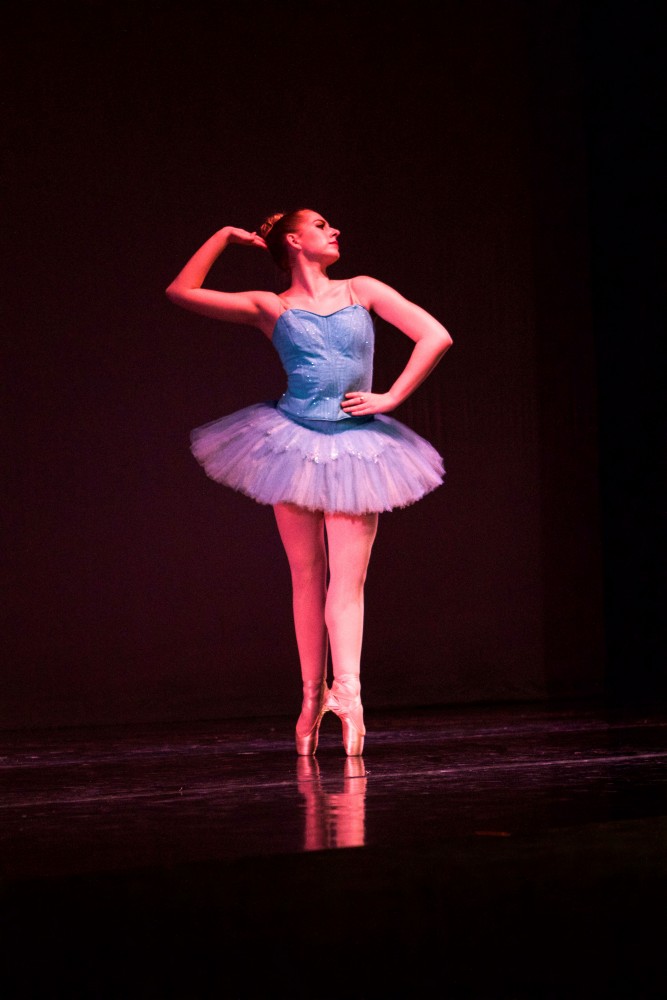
[3,0,663,730]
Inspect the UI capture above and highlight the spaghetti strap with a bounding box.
[348,279,361,307]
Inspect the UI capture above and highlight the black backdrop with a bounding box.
[3,0,663,729]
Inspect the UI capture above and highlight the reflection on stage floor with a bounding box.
[2,698,666,997]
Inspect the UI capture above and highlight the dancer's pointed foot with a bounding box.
[295,678,329,756]
[327,674,365,756]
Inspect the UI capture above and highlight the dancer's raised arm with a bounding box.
[165,226,278,334]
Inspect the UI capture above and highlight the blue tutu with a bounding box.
[189,301,445,514]
[190,402,444,515]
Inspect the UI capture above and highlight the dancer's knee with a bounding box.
[289,552,327,589]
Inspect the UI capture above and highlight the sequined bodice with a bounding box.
[271,304,375,423]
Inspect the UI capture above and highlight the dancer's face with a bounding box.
[289,211,340,264]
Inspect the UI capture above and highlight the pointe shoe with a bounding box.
[327,674,366,756]
[295,678,329,756]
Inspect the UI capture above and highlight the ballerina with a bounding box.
[166,208,453,755]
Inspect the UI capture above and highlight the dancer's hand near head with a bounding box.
[222,226,268,250]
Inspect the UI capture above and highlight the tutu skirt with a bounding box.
[190,402,445,514]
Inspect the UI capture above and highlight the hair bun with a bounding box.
[259,212,285,239]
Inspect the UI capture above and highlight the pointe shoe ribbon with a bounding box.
[327,675,365,756]
[295,678,329,756]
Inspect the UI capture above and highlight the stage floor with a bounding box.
[2,698,666,997]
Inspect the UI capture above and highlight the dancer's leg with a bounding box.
[274,502,329,754]
[323,512,378,680]
[273,502,328,684]
[324,512,378,754]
